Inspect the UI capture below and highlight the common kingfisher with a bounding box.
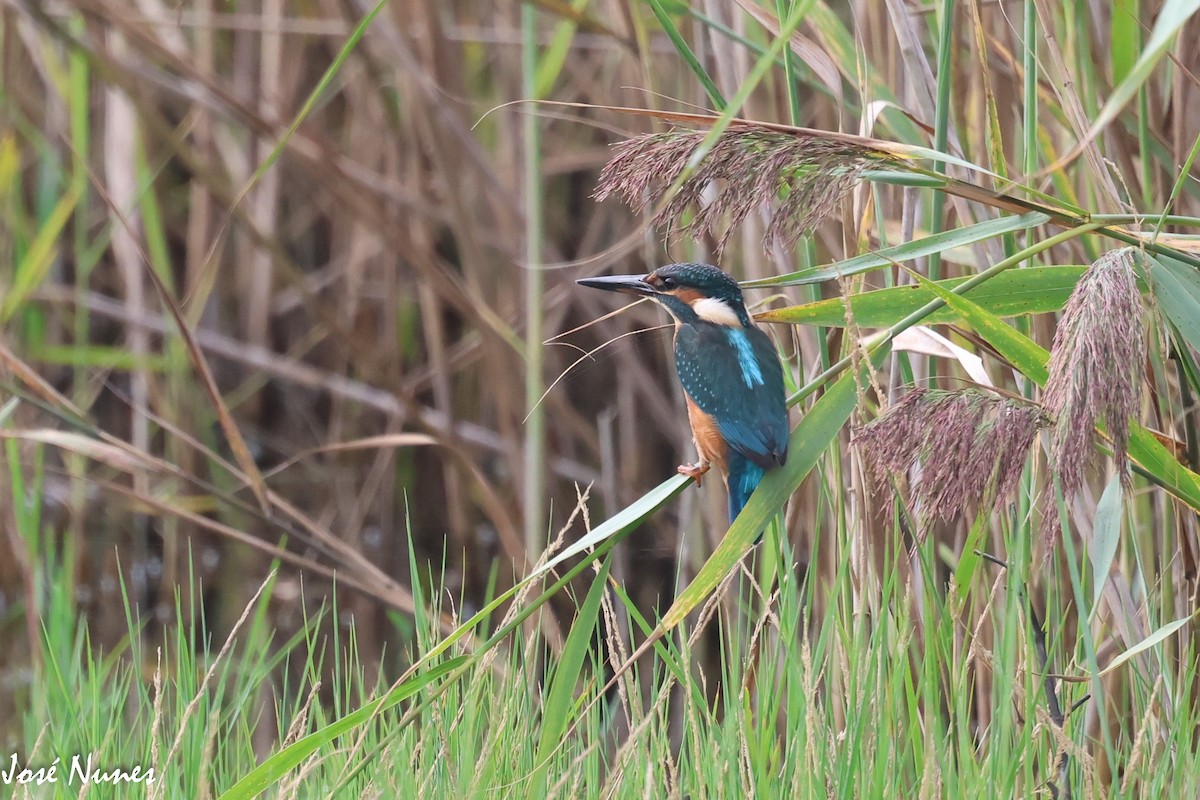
[578,263,789,524]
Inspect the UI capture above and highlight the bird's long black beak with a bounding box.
[576,274,658,296]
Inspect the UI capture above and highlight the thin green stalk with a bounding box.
[1151,130,1200,246]
[1017,0,1039,550]
[1056,484,1120,773]
[1138,87,1153,210]
[804,235,833,371]
[67,11,91,557]
[522,3,546,561]
[925,0,956,289]
[919,0,955,397]
[772,0,831,380]
[1022,0,1038,225]
[1092,213,1200,226]
[643,0,726,109]
[774,0,803,127]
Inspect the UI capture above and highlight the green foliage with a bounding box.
[12,507,1200,798]
[760,266,1090,327]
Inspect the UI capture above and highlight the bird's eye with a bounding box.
[660,276,677,289]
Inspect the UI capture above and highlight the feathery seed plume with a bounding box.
[853,388,1047,522]
[594,126,890,253]
[1043,247,1145,496]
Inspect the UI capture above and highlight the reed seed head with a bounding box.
[1043,248,1145,496]
[853,388,1047,522]
[594,125,889,254]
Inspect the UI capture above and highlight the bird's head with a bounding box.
[576,263,751,327]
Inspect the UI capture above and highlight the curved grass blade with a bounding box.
[1063,0,1200,173]
[1057,613,1197,683]
[535,475,689,577]
[743,212,1050,288]
[1093,613,1195,678]
[394,474,687,681]
[1145,253,1200,353]
[1091,477,1123,610]
[758,266,1088,327]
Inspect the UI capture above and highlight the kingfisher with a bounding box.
[577,263,789,524]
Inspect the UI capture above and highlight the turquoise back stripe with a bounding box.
[725,329,764,388]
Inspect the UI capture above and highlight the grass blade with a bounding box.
[2,184,82,322]
[743,211,1051,288]
[643,0,726,108]
[1085,614,1196,680]
[528,557,612,795]
[1091,476,1123,610]
[217,656,469,800]
[1079,0,1200,159]
[1145,253,1200,353]
[758,266,1089,327]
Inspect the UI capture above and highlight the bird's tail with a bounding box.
[726,455,765,526]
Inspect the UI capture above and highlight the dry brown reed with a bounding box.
[0,0,753,717]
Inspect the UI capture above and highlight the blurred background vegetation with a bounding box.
[3,0,1200,796]
[3,0,702,674]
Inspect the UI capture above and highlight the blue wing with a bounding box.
[673,323,789,470]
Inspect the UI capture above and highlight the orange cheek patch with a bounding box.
[672,287,703,304]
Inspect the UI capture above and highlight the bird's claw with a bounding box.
[677,461,710,486]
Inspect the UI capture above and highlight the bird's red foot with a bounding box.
[677,461,710,485]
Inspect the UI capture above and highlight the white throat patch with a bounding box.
[691,296,742,327]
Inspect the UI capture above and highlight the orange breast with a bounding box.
[684,393,728,474]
